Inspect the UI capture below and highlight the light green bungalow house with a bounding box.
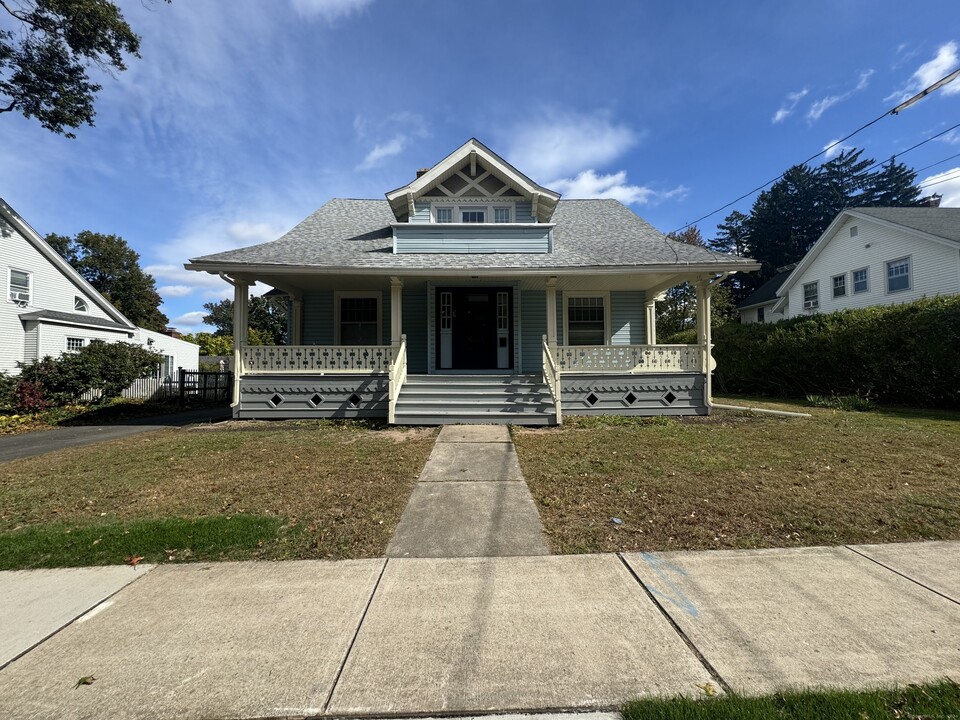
[185,139,758,424]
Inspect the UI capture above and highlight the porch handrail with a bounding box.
[542,335,562,424]
[388,335,407,424]
[240,344,394,374]
[553,343,704,373]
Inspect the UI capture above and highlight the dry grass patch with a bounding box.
[513,400,960,554]
[0,422,437,567]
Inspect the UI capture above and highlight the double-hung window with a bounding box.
[566,295,607,345]
[66,337,86,352]
[336,293,381,345]
[832,274,846,298]
[802,282,819,310]
[461,209,485,223]
[757,307,765,323]
[493,207,511,223]
[8,269,30,303]
[853,268,868,294]
[435,207,453,223]
[886,257,910,293]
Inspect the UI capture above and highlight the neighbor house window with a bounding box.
[757,307,765,323]
[886,257,911,293]
[853,268,868,293]
[832,274,846,298]
[461,209,485,223]
[803,282,819,310]
[336,293,381,345]
[493,207,511,223]
[435,207,452,223]
[566,295,607,345]
[8,268,31,303]
[66,337,85,351]
[74,296,88,312]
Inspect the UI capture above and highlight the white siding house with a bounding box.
[1,198,198,376]
[773,208,960,319]
[737,265,794,323]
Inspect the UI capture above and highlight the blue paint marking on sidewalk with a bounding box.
[639,552,699,618]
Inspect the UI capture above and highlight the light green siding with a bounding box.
[302,291,333,344]
[521,289,546,372]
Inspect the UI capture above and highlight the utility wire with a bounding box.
[913,151,960,174]
[674,67,960,233]
[857,120,960,175]
[918,168,960,189]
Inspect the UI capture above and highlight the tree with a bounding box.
[180,332,233,356]
[709,210,754,305]
[0,0,167,137]
[47,230,169,331]
[865,157,921,207]
[202,295,288,346]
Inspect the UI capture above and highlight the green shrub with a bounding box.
[805,394,874,412]
[662,329,698,344]
[714,296,960,408]
[0,372,16,410]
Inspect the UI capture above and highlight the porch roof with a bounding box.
[186,199,758,275]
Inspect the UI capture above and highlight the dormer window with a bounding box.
[436,208,453,223]
[74,296,88,312]
[494,207,512,223]
[461,210,485,223]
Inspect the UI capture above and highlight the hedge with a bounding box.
[712,296,960,408]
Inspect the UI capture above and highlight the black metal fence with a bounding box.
[177,369,232,402]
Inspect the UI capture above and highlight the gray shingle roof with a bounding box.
[851,207,960,243]
[737,268,794,309]
[188,199,757,272]
[19,309,132,330]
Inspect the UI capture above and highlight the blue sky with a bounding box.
[3,0,960,331]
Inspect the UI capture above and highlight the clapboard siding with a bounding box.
[786,214,960,318]
[394,225,552,254]
[408,200,536,225]
[302,291,334,344]
[238,374,388,419]
[403,289,428,373]
[562,373,707,416]
[520,289,546,372]
[611,291,646,344]
[409,202,432,224]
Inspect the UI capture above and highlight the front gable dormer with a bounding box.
[386,139,561,254]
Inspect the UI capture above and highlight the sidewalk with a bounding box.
[0,406,231,462]
[0,541,957,719]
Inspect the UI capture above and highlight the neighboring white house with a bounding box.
[770,207,960,320]
[1,198,198,376]
[737,264,794,323]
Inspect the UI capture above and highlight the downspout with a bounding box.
[217,273,244,411]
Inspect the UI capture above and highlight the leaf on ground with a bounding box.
[126,555,144,567]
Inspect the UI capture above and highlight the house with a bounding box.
[185,139,758,424]
[1,198,198,377]
[736,264,794,323]
[772,207,960,319]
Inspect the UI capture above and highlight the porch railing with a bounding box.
[388,335,408,424]
[553,344,704,373]
[542,335,562,424]
[240,344,395,374]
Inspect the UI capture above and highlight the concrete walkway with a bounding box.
[0,406,231,463]
[1,541,957,719]
[386,425,550,557]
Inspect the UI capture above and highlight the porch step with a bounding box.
[394,375,557,426]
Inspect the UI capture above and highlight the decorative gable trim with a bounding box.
[385,139,560,223]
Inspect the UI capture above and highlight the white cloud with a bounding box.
[772,89,808,124]
[357,135,406,170]
[888,41,960,103]
[806,70,874,123]
[551,170,687,206]
[290,0,373,22]
[938,129,960,145]
[920,166,960,206]
[172,311,209,328]
[501,110,640,181]
[158,285,193,298]
[822,139,853,160]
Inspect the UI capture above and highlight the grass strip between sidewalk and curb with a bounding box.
[621,678,960,719]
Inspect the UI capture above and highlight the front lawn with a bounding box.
[0,398,209,435]
[513,398,960,554]
[0,421,436,569]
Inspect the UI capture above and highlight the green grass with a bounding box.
[514,397,960,554]
[622,679,960,720]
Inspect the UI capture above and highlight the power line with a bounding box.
[914,151,960,174]
[675,67,960,233]
[918,168,960,189]
[858,120,960,175]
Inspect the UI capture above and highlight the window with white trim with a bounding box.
[832,274,846,298]
[566,295,607,345]
[66,337,86,352]
[886,257,910,293]
[757,306,765,323]
[435,207,453,223]
[803,282,819,310]
[336,293,381,345]
[493,207,511,223]
[8,268,31,303]
[461,209,485,223]
[853,268,868,294]
[74,296,88,312]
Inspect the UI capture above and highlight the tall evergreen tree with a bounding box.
[865,157,922,207]
[709,211,754,304]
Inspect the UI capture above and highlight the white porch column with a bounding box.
[545,277,557,347]
[695,280,714,405]
[231,280,249,408]
[290,294,303,345]
[390,276,403,345]
[644,297,657,345]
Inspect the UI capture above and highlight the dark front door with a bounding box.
[436,287,512,371]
